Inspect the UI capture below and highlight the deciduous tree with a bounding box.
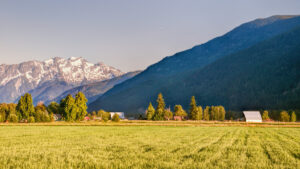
[174,105,187,120]
[291,111,296,122]
[262,110,270,121]
[75,92,88,121]
[280,111,290,122]
[164,109,173,120]
[16,93,35,121]
[203,106,210,121]
[197,106,203,120]
[112,113,120,122]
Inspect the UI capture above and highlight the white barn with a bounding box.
[243,111,262,122]
[110,112,125,119]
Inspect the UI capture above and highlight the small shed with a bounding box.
[110,112,125,119]
[243,111,262,122]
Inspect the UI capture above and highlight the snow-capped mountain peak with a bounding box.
[0,57,124,103]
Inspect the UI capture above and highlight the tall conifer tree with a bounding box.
[153,93,165,121]
[189,96,199,120]
[146,102,155,120]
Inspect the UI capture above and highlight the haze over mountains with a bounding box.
[0,57,123,104]
[88,15,300,115]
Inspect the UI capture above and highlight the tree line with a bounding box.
[262,110,297,122]
[146,93,226,121]
[0,92,88,122]
[0,92,123,123]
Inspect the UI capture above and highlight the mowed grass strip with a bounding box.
[0,126,299,169]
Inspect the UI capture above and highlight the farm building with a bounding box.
[110,112,125,119]
[84,116,91,121]
[53,114,62,121]
[243,111,262,122]
[174,116,182,121]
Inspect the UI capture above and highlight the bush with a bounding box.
[97,110,110,122]
[112,114,120,122]
[280,111,290,122]
[8,114,18,123]
[35,110,50,122]
[262,110,270,121]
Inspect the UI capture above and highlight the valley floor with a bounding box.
[0,125,299,168]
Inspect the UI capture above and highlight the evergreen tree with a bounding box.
[164,109,173,120]
[262,110,270,121]
[146,102,155,120]
[203,106,210,121]
[189,96,199,120]
[291,111,296,122]
[280,111,290,122]
[75,92,88,121]
[174,105,187,119]
[16,93,35,121]
[153,93,165,121]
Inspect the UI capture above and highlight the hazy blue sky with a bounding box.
[0,0,299,72]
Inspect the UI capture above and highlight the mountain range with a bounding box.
[88,15,300,115]
[50,71,141,104]
[0,57,123,104]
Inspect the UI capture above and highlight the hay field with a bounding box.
[0,126,299,168]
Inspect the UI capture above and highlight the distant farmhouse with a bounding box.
[110,112,125,119]
[243,111,262,122]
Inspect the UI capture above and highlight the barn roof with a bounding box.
[243,111,262,121]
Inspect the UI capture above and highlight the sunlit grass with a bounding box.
[0,126,299,168]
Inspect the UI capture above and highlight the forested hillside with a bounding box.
[89,16,300,114]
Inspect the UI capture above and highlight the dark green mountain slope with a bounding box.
[89,16,300,114]
[164,26,300,111]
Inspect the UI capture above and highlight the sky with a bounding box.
[0,0,299,72]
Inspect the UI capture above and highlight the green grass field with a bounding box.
[0,125,299,168]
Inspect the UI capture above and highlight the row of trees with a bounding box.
[0,92,89,123]
[146,94,226,121]
[262,110,297,122]
[0,93,53,123]
[0,91,123,123]
[59,93,88,121]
